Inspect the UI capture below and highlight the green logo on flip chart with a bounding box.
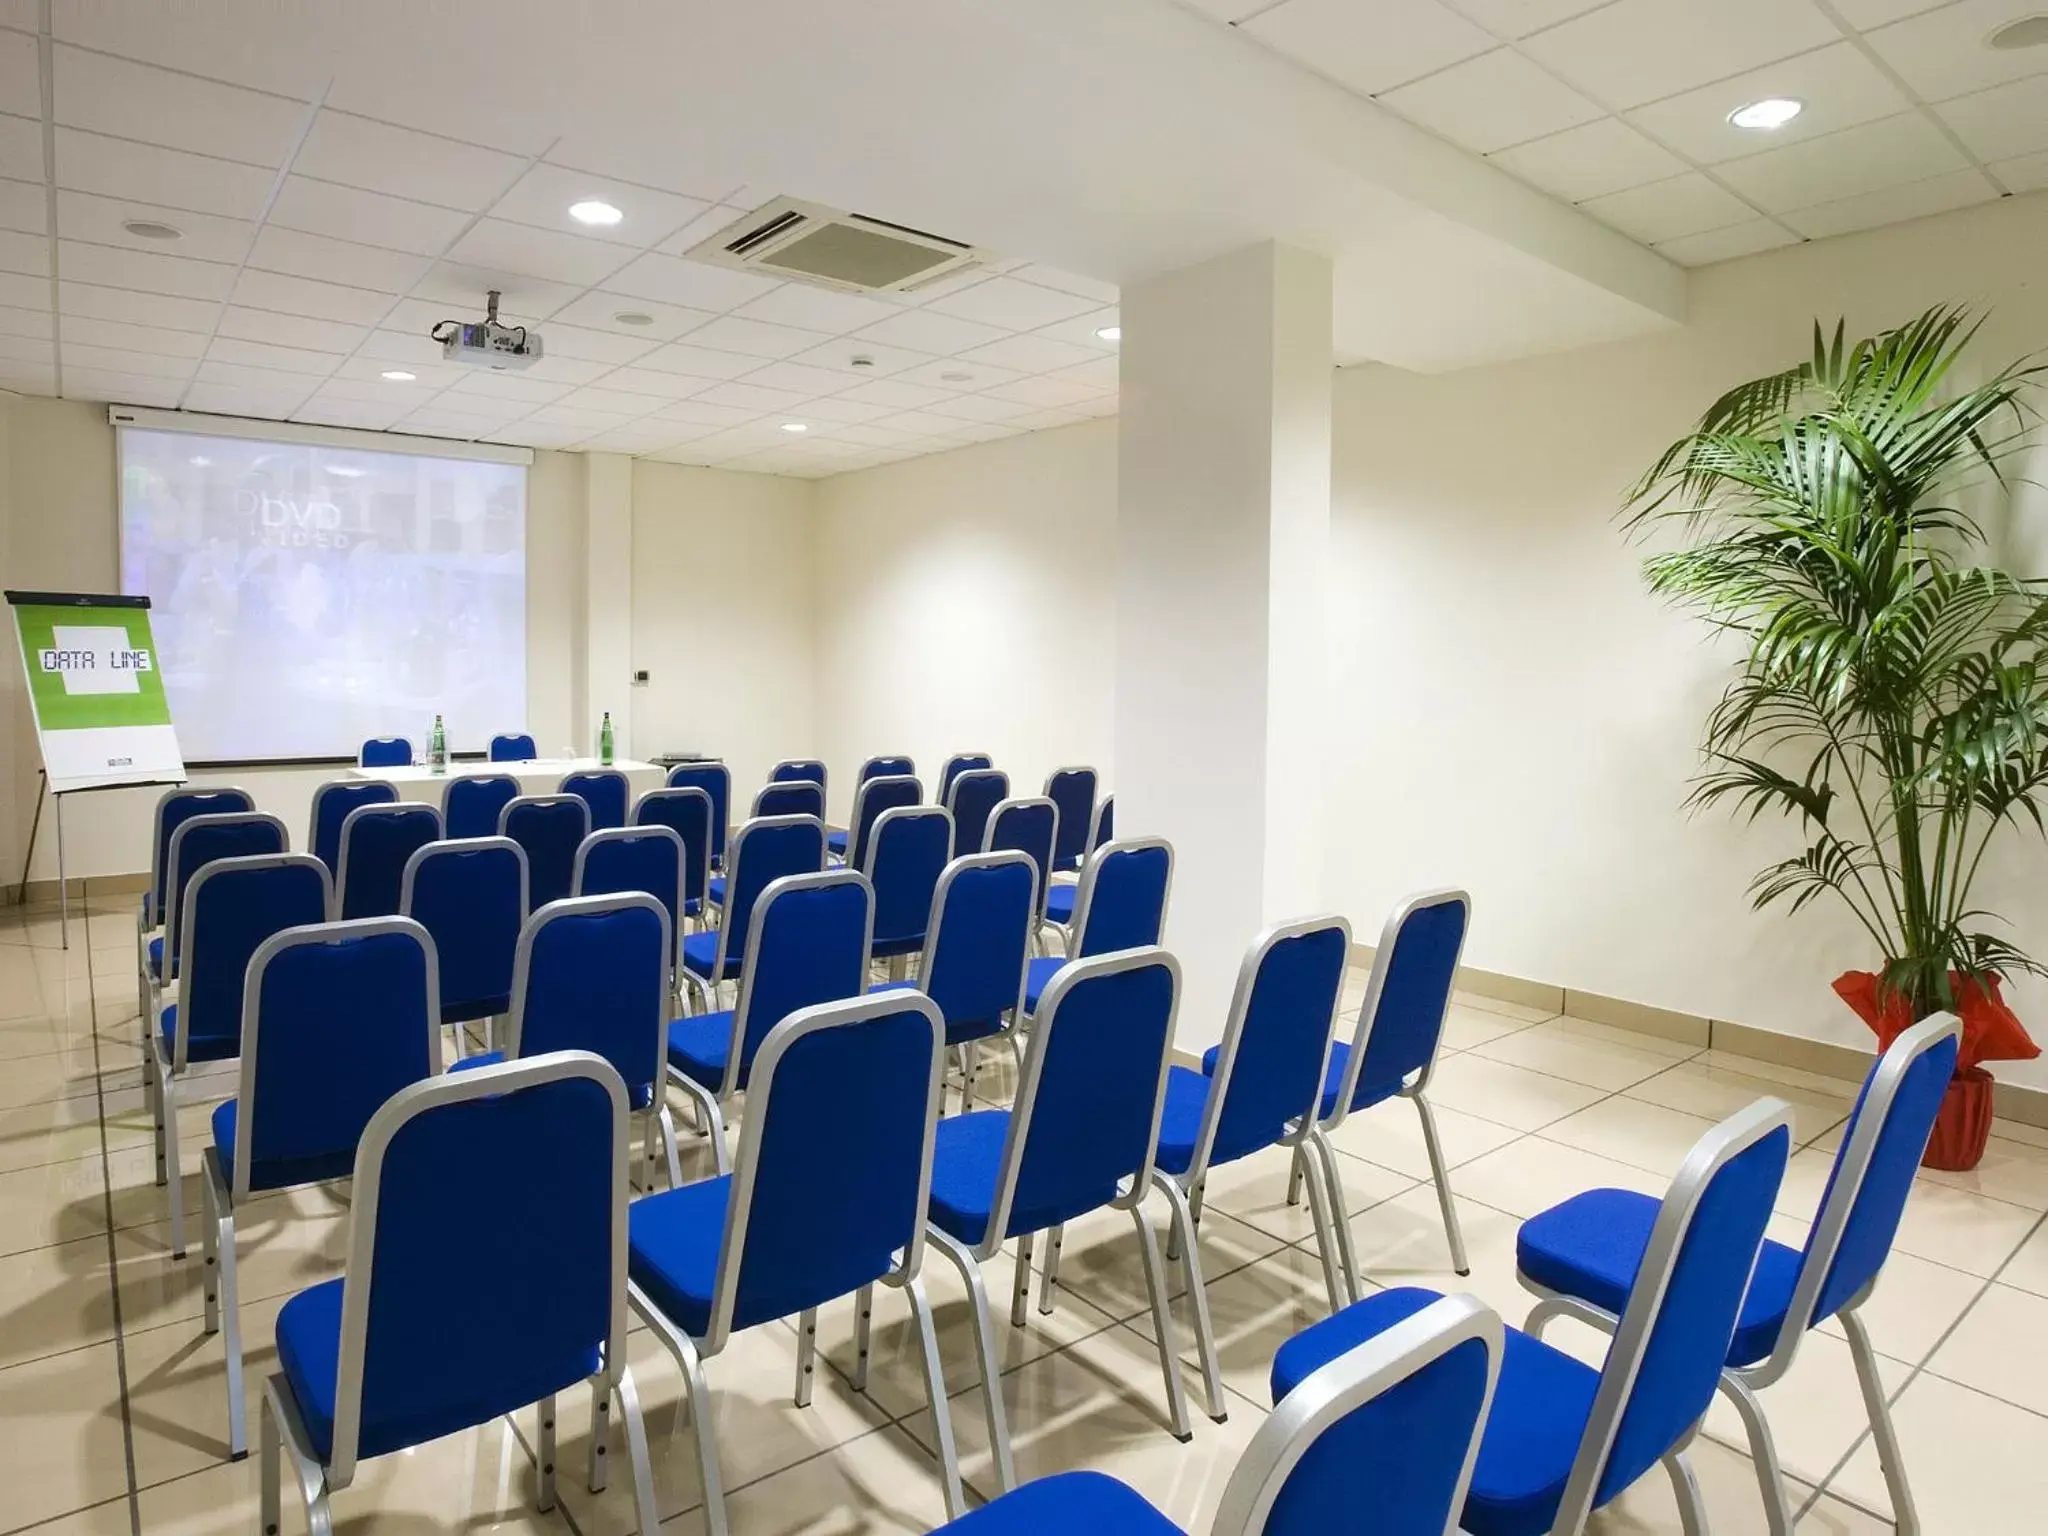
[16,605,173,730]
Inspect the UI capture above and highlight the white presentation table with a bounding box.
[348,756,666,808]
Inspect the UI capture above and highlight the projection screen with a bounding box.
[117,418,528,764]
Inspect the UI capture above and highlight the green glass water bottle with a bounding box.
[428,713,446,774]
[599,710,615,766]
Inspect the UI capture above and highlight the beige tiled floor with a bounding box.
[8,895,2048,1535]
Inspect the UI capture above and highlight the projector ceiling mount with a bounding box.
[430,289,544,370]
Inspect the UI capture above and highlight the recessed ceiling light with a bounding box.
[122,219,182,241]
[1095,325,1122,342]
[569,199,624,226]
[781,422,808,433]
[1989,15,2048,49]
[188,455,211,467]
[1729,98,1803,131]
[380,369,417,381]
[613,310,654,327]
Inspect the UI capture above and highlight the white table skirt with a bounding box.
[347,756,666,809]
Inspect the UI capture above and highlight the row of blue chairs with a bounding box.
[358,730,539,766]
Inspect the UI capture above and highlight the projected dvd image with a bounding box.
[119,428,527,763]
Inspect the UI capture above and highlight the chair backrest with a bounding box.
[938,752,992,804]
[771,758,827,790]
[310,779,398,876]
[358,736,412,769]
[858,754,915,784]
[1069,836,1173,958]
[329,1052,629,1485]
[1560,1099,1794,1531]
[1215,1293,1501,1536]
[401,838,528,1026]
[705,992,944,1350]
[1763,1013,1963,1375]
[982,796,1058,918]
[163,811,289,974]
[499,794,591,909]
[753,779,824,820]
[666,763,731,868]
[634,788,713,915]
[336,803,444,921]
[1194,917,1351,1177]
[1043,766,1098,874]
[232,917,441,1200]
[560,768,630,832]
[917,852,1035,1038]
[985,948,1179,1248]
[1092,793,1115,851]
[864,806,953,954]
[445,773,521,840]
[847,774,922,872]
[146,786,254,925]
[489,732,537,762]
[1335,890,1468,1120]
[574,826,686,969]
[716,869,873,1098]
[507,894,670,1106]
[710,815,828,979]
[173,853,332,1069]
[946,767,1010,859]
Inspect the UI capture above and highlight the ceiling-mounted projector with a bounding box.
[430,289,542,370]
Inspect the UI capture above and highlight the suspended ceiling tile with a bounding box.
[1578,171,1756,243]
[293,109,526,212]
[1624,41,1916,165]
[922,274,1101,329]
[1242,0,1494,97]
[53,46,307,166]
[267,176,471,257]
[443,218,636,289]
[488,162,710,249]
[55,189,254,265]
[1379,47,1605,154]
[1934,73,2048,163]
[247,225,433,295]
[1715,111,1966,213]
[1651,218,1799,266]
[1865,0,2048,101]
[1780,166,1998,240]
[1489,117,1687,203]
[1521,0,1839,111]
[53,127,275,219]
[57,239,238,300]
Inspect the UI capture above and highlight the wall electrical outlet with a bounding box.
[632,669,650,686]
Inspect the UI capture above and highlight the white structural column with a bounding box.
[1115,243,1333,1049]
[580,452,634,755]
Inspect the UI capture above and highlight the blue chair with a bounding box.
[751,778,824,822]
[893,851,1035,1112]
[490,731,537,762]
[1043,766,1097,875]
[562,767,630,831]
[931,1291,1501,1536]
[1518,1013,1963,1534]
[865,805,953,964]
[142,809,287,1024]
[923,948,1193,1494]
[770,756,827,789]
[667,868,871,1172]
[500,793,591,909]
[1022,836,1172,1014]
[634,787,713,931]
[445,772,520,840]
[357,736,412,769]
[201,916,441,1457]
[309,779,398,877]
[629,992,963,1535]
[402,837,527,1053]
[859,753,915,783]
[680,815,825,1008]
[575,825,687,985]
[259,1053,660,1536]
[1240,889,1470,1297]
[1159,917,1353,1342]
[1043,794,1113,936]
[828,772,920,862]
[336,803,443,921]
[138,784,254,935]
[938,752,992,805]
[946,767,1009,859]
[150,853,331,1260]
[666,762,731,872]
[983,796,1058,936]
[1275,1098,1795,1536]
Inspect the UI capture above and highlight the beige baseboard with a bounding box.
[7,871,148,904]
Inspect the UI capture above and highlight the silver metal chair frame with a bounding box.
[632,786,715,936]
[308,778,394,861]
[1022,835,1176,1017]
[136,787,255,1021]
[679,813,825,1013]
[144,808,288,1039]
[836,772,921,869]
[909,849,1036,1113]
[981,795,1060,949]
[399,836,530,1059]
[334,802,444,921]
[574,823,690,994]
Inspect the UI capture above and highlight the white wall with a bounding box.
[810,422,1117,824]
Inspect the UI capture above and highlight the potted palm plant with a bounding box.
[1626,306,2045,1170]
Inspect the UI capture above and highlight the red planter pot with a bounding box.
[1923,1067,1995,1172]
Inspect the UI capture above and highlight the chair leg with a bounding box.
[150,1054,168,1188]
[1129,1200,1193,1442]
[633,1288,729,1536]
[961,1041,977,1114]
[852,1283,875,1394]
[1663,1449,1708,1536]
[794,1307,817,1408]
[587,1373,610,1493]
[1037,1223,1063,1316]
[1411,1090,1470,1276]
[1286,1141,1306,1207]
[200,1151,221,1335]
[614,1365,662,1536]
[1718,1372,1794,1536]
[1155,1173,1225,1423]
[1311,1129,1362,1305]
[262,1375,333,1536]
[1294,1137,1348,1317]
[904,1273,968,1520]
[928,1226,1015,1494]
[163,1075,187,1260]
[657,1104,683,1190]
[260,1382,282,1536]
[669,1071,730,1174]
[216,1187,246,1458]
[1843,1306,1920,1534]
[1010,1231,1034,1328]
[536,1392,558,1512]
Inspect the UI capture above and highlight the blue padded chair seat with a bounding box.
[159,1005,239,1065]
[1517,1187,1801,1370]
[277,1278,599,1463]
[827,830,849,857]
[934,1471,1182,1534]
[626,1176,732,1338]
[1021,956,1065,1013]
[1272,1286,1600,1536]
[442,993,511,1026]
[867,981,1007,1046]
[1043,883,1076,926]
[1199,1037,1390,1120]
[667,1012,741,1089]
[926,1109,1013,1245]
[146,935,164,979]
[707,876,727,906]
[209,1101,357,1192]
[681,931,737,982]
[1151,1065,1215,1178]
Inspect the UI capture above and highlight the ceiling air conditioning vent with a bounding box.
[688,197,985,294]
